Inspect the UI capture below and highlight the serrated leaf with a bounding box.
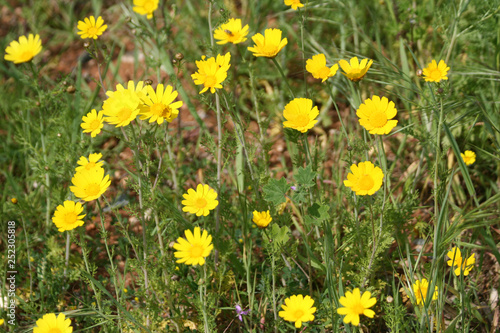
[295,164,316,188]
[305,202,330,226]
[263,178,290,206]
[263,224,290,251]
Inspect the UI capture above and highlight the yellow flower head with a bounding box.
[305,54,339,82]
[356,95,398,135]
[4,34,42,64]
[247,28,288,58]
[278,294,316,328]
[252,210,272,228]
[447,247,475,276]
[191,53,231,94]
[285,0,304,10]
[338,57,373,82]
[413,278,438,305]
[75,153,104,172]
[422,60,450,83]
[182,184,219,216]
[133,0,159,19]
[102,83,144,127]
[344,161,384,196]
[81,109,104,137]
[52,201,86,232]
[283,98,319,133]
[70,167,111,202]
[173,227,214,266]
[139,84,183,124]
[460,150,476,166]
[214,18,249,45]
[107,80,148,99]
[33,313,73,333]
[337,288,377,326]
[77,16,107,39]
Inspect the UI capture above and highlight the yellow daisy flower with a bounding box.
[81,109,104,137]
[422,60,450,83]
[133,0,159,19]
[77,16,107,40]
[52,201,86,232]
[252,210,272,228]
[0,319,3,325]
[447,247,475,276]
[413,278,438,305]
[70,167,111,202]
[284,0,304,10]
[182,184,219,216]
[33,313,73,333]
[75,153,104,172]
[337,288,377,326]
[139,84,183,124]
[344,161,383,196]
[4,34,42,64]
[356,95,398,135]
[460,150,476,166]
[282,98,319,133]
[278,294,316,328]
[247,28,288,58]
[305,54,339,82]
[213,18,249,45]
[173,227,214,266]
[102,88,143,127]
[338,56,373,82]
[191,53,231,94]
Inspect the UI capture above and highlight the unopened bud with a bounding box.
[145,79,153,85]
[101,44,107,50]
[172,59,177,64]
[66,85,76,94]
[437,87,444,94]
[175,53,184,61]
[83,42,90,48]
[416,69,423,77]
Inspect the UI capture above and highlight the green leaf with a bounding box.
[263,177,290,206]
[295,164,316,188]
[304,202,330,226]
[263,224,290,251]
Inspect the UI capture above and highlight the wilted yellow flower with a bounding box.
[338,56,373,82]
[279,295,316,328]
[33,313,73,333]
[306,54,338,82]
[282,98,319,133]
[422,60,450,83]
[252,210,272,228]
[75,153,104,172]
[70,167,111,201]
[4,34,42,64]
[356,95,398,135]
[139,84,183,124]
[344,161,383,196]
[447,247,475,276]
[81,109,104,137]
[460,150,476,166]
[77,16,107,39]
[191,53,231,94]
[284,0,304,10]
[337,288,377,326]
[413,278,438,305]
[52,201,86,232]
[133,0,159,19]
[247,29,288,58]
[214,18,249,45]
[182,184,219,216]
[173,227,214,266]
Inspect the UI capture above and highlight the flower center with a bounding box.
[144,0,155,11]
[151,103,168,117]
[295,114,310,128]
[294,309,305,319]
[88,27,98,36]
[64,212,77,225]
[358,174,374,191]
[195,198,207,209]
[160,106,172,119]
[205,75,217,88]
[90,119,101,130]
[369,111,388,128]
[118,107,133,123]
[429,69,442,80]
[86,183,101,197]
[352,302,366,315]
[190,244,204,258]
[48,328,62,333]
[318,66,331,79]
[20,51,34,62]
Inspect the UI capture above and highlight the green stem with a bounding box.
[271,57,295,98]
[326,81,350,145]
[201,264,209,333]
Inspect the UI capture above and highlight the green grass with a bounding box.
[1,0,500,332]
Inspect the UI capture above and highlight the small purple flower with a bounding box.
[235,304,249,322]
[290,185,297,191]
